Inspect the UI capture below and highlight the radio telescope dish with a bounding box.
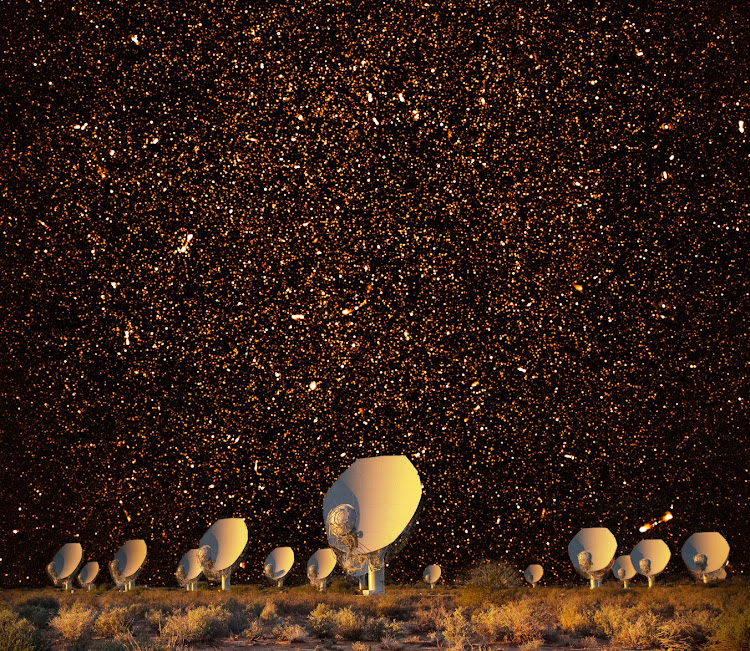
[568,528,617,589]
[264,547,294,588]
[307,549,337,592]
[176,549,203,592]
[681,532,729,583]
[612,555,636,589]
[199,518,248,591]
[324,455,423,595]
[631,539,671,588]
[110,540,147,591]
[423,564,441,589]
[524,564,543,588]
[77,562,99,591]
[47,543,83,591]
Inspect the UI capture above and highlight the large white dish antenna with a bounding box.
[49,543,83,589]
[111,540,147,590]
[324,455,423,595]
[199,518,248,591]
[77,562,99,590]
[423,564,441,588]
[612,555,636,588]
[324,455,422,554]
[524,564,543,587]
[176,549,203,591]
[631,539,671,587]
[681,532,729,574]
[264,546,294,587]
[307,548,337,587]
[568,527,617,588]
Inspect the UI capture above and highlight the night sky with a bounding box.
[1,0,748,588]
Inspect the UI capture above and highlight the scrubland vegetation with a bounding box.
[1,579,748,650]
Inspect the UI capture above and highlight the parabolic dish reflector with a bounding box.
[114,540,147,579]
[323,455,422,554]
[568,528,617,573]
[681,532,729,573]
[78,562,99,586]
[631,539,671,575]
[423,564,441,584]
[51,543,83,581]
[307,549,337,580]
[524,564,543,584]
[612,555,636,581]
[178,549,203,582]
[199,518,248,571]
[265,546,295,580]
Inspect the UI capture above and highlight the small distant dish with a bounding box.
[681,532,730,583]
[612,555,636,589]
[631,539,671,588]
[423,564,442,589]
[47,543,83,591]
[176,549,203,591]
[199,518,248,591]
[324,455,423,595]
[524,564,543,588]
[110,540,147,591]
[307,549,337,592]
[264,547,295,588]
[568,528,617,589]
[77,562,99,591]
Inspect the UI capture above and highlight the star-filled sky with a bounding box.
[1,0,748,588]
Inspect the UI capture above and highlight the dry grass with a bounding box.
[0,582,746,649]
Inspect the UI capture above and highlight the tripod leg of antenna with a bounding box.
[623,580,629,589]
[221,574,230,591]
[589,577,596,589]
[648,576,655,588]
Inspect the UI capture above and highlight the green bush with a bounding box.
[308,603,335,638]
[710,609,750,651]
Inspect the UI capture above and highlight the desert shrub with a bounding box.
[243,617,263,641]
[441,608,472,651]
[519,640,544,651]
[579,636,599,648]
[17,598,58,629]
[50,603,97,649]
[363,616,401,641]
[144,609,166,632]
[380,633,404,650]
[592,603,630,638]
[709,609,750,651]
[558,597,596,636]
[95,605,140,636]
[333,606,365,639]
[0,607,49,651]
[411,603,447,633]
[308,603,336,637]
[612,610,661,647]
[160,605,230,644]
[275,621,307,642]
[472,600,542,644]
[352,642,371,651]
[259,599,278,621]
[464,559,521,590]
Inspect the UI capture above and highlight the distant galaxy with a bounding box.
[0,0,748,587]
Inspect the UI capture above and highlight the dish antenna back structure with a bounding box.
[423,564,441,589]
[631,539,671,588]
[110,539,147,591]
[612,555,636,589]
[568,528,617,589]
[176,549,203,591]
[524,564,543,588]
[307,549,337,592]
[47,543,83,591]
[264,547,295,587]
[681,532,729,584]
[198,518,248,591]
[77,562,99,591]
[324,455,423,595]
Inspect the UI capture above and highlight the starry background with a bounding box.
[1,0,748,588]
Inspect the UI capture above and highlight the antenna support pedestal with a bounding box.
[221,574,231,591]
[363,566,385,595]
